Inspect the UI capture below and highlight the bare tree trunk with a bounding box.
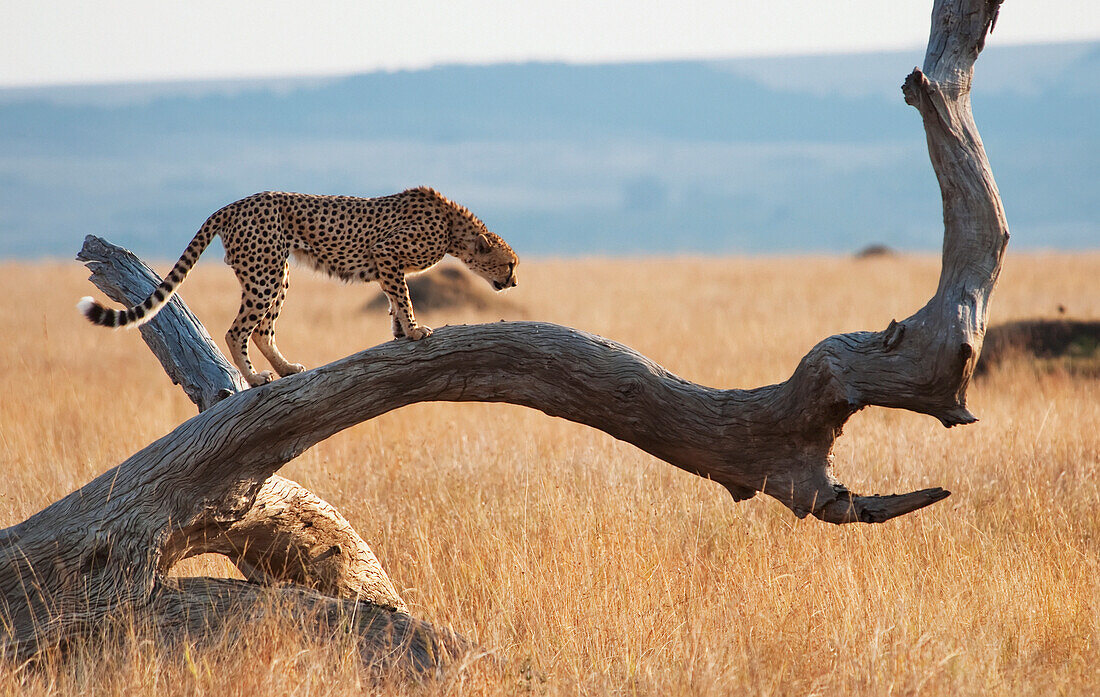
[0,238,444,667]
[78,235,406,611]
[1,0,1007,667]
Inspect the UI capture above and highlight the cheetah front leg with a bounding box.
[377,265,431,340]
[387,296,406,339]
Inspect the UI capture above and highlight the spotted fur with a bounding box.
[78,187,519,386]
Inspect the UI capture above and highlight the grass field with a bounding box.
[0,251,1098,695]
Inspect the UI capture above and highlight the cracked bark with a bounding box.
[78,235,406,612]
[1,0,1007,667]
[0,239,456,669]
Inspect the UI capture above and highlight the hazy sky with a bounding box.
[3,1,1098,87]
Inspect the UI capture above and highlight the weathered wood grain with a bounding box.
[77,234,246,410]
[78,235,406,611]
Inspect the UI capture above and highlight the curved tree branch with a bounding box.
[164,474,406,612]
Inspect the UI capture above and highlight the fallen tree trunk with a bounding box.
[0,0,1008,667]
[78,235,406,611]
[0,238,446,667]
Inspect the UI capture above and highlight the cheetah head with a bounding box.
[465,233,518,291]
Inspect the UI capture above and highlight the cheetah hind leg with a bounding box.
[253,266,306,377]
[227,280,278,387]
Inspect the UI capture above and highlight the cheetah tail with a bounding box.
[78,215,221,329]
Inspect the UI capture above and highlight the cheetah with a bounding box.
[78,187,519,387]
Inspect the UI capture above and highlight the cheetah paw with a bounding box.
[246,370,275,387]
[280,363,306,376]
[406,325,433,340]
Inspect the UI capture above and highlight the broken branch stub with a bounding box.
[77,234,246,410]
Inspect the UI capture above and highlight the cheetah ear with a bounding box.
[475,234,492,255]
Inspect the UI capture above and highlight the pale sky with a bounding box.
[2,0,1098,88]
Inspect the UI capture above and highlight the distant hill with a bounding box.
[0,42,1095,258]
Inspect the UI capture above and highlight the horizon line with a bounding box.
[1,38,1094,92]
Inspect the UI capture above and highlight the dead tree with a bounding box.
[0,0,1008,667]
[0,236,459,670]
[75,236,407,612]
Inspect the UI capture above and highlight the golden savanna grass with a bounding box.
[0,251,1098,695]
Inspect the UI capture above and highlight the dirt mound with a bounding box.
[976,318,1100,377]
[854,244,895,259]
[364,264,522,315]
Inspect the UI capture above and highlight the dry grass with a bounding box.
[0,250,1098,695]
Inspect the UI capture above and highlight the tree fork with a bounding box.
[0,237,456,667]
[78,235,406,610]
